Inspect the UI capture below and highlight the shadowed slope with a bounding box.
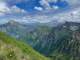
[0,32,50,60]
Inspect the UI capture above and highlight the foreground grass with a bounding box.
[0,32,50,60]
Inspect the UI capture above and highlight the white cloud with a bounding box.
[39,0,63,10]
[49,0,80,5]
[0,2,27,16]
[52,7,80,22]
[52,5,59,10]
[20,6,80,23]
[64,0,80,6]
[34,6,43,11]
[0,0,80,24]
[39,0,80,10]
[1,6,80,24]
[0,2,7,12]
[39,0,51,10]
[0,2,10,16]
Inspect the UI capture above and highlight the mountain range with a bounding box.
[0,20,80,60]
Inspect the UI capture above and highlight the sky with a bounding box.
[0,0,80,24]
[5,0,69,12]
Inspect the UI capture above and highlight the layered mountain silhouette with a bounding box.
[0,20,80,60]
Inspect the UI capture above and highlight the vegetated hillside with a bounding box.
[0,32,49,60]
[46,22,80,60]
[0,20,53,53]
[0,21,80,60]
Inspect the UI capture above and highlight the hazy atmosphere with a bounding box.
[0,0,80,60]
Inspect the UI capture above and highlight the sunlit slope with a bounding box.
[0,32,49,60]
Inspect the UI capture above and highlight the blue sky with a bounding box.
[0,0,80,24]
[6,0,69,12]
[0,0,79,14]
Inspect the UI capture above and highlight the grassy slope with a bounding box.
[0,32,50,60]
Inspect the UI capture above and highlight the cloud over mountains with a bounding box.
[0,0,80,24]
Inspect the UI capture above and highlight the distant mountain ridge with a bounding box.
[0,20,80,60]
